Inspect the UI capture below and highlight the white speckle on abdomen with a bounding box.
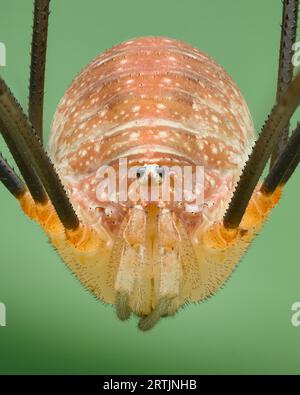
[48,36,255,234]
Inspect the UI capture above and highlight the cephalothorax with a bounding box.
[0,0,299,330]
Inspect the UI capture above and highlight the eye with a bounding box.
[136,167,146,178]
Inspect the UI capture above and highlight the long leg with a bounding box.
[224,0,300,229]
[271,0,298,167]
[262,122,300,193]
[281,143,300,182]
[0,78,79,230]
[0,154,25,198]
[28,0,50,143]
[224,70,300,228]
[0,119,47,203]
[0,0,50,203]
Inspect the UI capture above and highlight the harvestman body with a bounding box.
[48,37,258,321]
[0,1,299,330]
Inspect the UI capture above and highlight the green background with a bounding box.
[0,0,300,375]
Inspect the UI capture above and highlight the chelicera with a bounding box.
[0,0,299,331]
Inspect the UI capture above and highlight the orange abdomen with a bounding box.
[48,37,255,235]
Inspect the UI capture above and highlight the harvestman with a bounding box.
[0,0,300,330]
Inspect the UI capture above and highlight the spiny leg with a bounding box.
[0,154,25,198]
[262,122,300,193]
[224,1,300,229]
[224,69,300,229]
[0,119,47,203]
[1,2,49,200]
[0,78,79,230]
[28,0,50,143]
[0,0,80,237]
[281,142,300,183]
[0,1,109,317]
[271,0,299,167]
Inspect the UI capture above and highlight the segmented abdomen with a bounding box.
[49,37,255,231]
